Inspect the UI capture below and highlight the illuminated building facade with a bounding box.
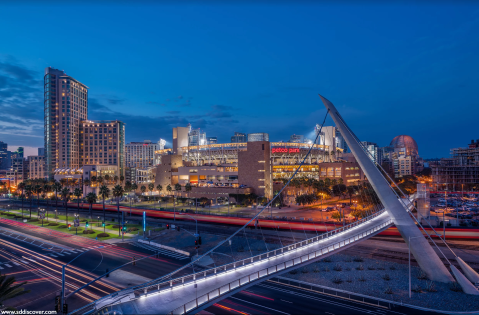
[248,133,269,142]
[125,140,164,168]
[44,67,89,178]
[28,156,46,180]
[79,120,125,177]
[231,132,246,143]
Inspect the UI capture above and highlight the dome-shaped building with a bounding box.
[390,135,418,156]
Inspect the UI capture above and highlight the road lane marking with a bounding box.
[281,299,292,303]
[4,264,12,267]
[13,262,20,266]
[230,297,290,315]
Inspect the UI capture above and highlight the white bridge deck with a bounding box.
[79,210,392,315]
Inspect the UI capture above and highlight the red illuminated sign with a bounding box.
[272,148,300,154]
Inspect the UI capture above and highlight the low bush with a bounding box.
[289,269,298,275]
[323,267,330,272]
[384,287,393,294]
[58,225,68,229]
[333,264,342,271]
[83,230,96,234]
[301,267,309,274]
[332,276,343,284]
[425,281,437,292]
[449,282,462,292]
[382,274,391,281]
[346,267,351,271]
[322,257,333,263]
[417,271,428,280]
[97,233,110,238]
[367,266,376,270]
[353,257,364,262]
[412,284,422,293]
[389,266,396,270]
[237,246,244,252]
[358,275,366,282]
[377,265,385,270]
[344,256,353,262]
[128,227,139,232]
[312,265,320,273]
[48,222,59,226]
[346,276,353,283]
[356,264,364,271]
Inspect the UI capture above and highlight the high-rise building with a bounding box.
[173,126,189,154]
[207,137,218,144]
[0,142,11,170]
[289,134,304,143]
[38,148,45,156]
[361,141,379,164]
[79,120,125,176]
[44,67,89,178]
[318,126,349,153]
[28,156,45,180]
[188,128,206,146]
[231,132,246,143]
[247,133,269,142]
[125,140,164,168]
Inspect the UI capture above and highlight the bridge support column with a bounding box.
[319,94,454,283]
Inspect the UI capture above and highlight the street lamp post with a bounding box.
[61,246,104,311]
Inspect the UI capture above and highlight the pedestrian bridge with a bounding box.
[75,209,392,314]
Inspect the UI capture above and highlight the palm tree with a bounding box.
[104,174,110,184]
[346,185,356,204]
[97,175,104,186]
[112,185,124,236]
[99,185,110,225]
[34,184,42,208]
[60,188,70,225]
[90,176,97,187]
[74,188,82,216]
[166,184,172,195]
[53,181,62,211]
[86,192,97,223]
[140,185,146,195]
[25,185,33,218]
[0,272,30,311]
[17,182,25,215]
[119,175,124,185]
[131,183,138,193]
[148,183,154,200]
[156,184,163,196]
[114,175,119,184]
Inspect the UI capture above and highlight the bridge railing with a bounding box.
[71,208,389,314]
[170,218,393,315]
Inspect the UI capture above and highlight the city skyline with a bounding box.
[1,3,479,158]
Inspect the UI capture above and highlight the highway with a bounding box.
[0,217,194,311]
[206,280,439,315]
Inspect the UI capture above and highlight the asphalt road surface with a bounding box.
[206,280,440,315]
[0,218,193,311]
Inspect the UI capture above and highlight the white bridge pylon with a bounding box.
[85,211,392,315]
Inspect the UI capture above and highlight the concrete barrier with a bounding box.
[138,239,190,256]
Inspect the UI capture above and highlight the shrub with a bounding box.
[344,256,353,262]
[346,267,351,271]
[358,275,366,282]
[312,265,320,273]
[417,271,428,280]
[425,281,437,292]
[237,246,244,252]
[7,213,16,217]
[323,267,330,272]
[367,266,376,270]
[382,274,391,281]
[83,230,96,234]
[128,227,139,232]
[356,264,364,271]
[289,269,298,275]
[450,282,462,292]
[97,233,110,238]
[346,276,353,283]
[29,218,39,222]
[377,265,385,270]
[112,224,121,229]
[389,266,396,270]
[58,225,68,229]
[333,264,342,271]
[322,257,333,263]
[353,257,364,262]
[48,222,59,226]
[332,276,343,284]
[384,287,393,294]
[301,267,309,274]
[412,284,422,293]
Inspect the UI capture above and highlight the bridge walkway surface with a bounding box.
[78,210,392,314]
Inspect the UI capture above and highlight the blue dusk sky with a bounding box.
[1,2,479,158]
